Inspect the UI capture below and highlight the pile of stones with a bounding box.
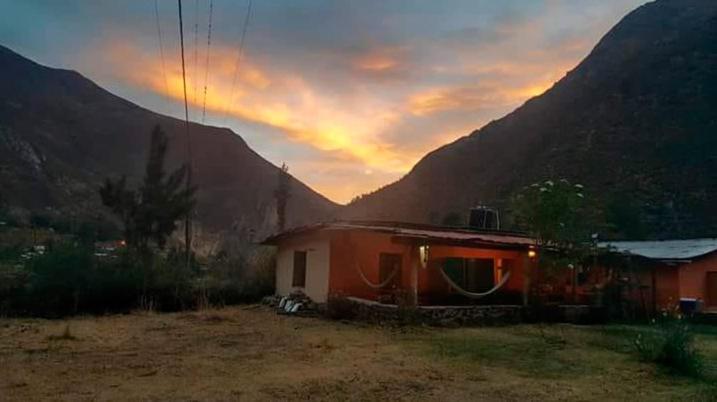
[263,291,319,317]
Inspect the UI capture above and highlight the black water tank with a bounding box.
[468,206,500,230]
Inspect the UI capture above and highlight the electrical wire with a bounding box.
[192,0,199,109]
[201,0,214,123]
[153,0,170,99]
[177,0,193,263]
[222,0,253,124]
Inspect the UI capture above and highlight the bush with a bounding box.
[325,294,357,320]
[1,240,277,317]
[198,245,276,306]
[634,307,704,377]
[19,243,144,316]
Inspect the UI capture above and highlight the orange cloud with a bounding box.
[353,50,400,72]
[101,40,416,175]
[94,35,585,203]
[408,80,555,117]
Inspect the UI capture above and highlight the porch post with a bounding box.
[410,245,419,307]
[522,254,531,307]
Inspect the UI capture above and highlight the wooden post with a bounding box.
[522,255,531,307]
[651,266,657,316]
[410,245,419,307]
[572,266,578,304]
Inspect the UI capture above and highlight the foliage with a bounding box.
[512,179,596,247]
[201,245,276,306]
[510,179,603,283]
[15,242,144,316]
[325,294,357,320]
[634,307,704,377]
[100,125,195,252]
[0,240,275,317]
[274,163,291,232]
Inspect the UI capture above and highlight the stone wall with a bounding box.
[266,294,601,326]
[346,297,524,326]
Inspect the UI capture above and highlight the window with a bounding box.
[292,251,307,287]
[444,258,494,292]
[379,253,402,286]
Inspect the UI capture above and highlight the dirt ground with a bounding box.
[1,306,715,401]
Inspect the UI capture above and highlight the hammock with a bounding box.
[354,260,399,289]
[438,265,512,299]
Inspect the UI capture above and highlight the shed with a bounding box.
[599,239,717,312]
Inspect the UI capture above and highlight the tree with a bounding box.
[274,163,291,232]
[511,179,602,303]
[100,125,195,252]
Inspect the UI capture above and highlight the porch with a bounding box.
[327,225,537,307]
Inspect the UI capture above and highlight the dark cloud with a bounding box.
[0,0,645,203]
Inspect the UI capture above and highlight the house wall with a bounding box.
[586,261,682,315]
[422,246,529,303]
[632,265,680,313]
[275,233,331,302]
[328,230,413,301]
[678,252,717,307]
[327,230,528,304]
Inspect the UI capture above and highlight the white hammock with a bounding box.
[438,266,512,299]
[354,260,399,289]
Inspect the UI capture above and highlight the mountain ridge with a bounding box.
[0,44,338,239]
[344,0,717,239]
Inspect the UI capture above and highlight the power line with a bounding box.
[192,0,199,110]
[153,0,170,99]
[201,0,214,123]
[222,0,253,124]
[177,0,193,266]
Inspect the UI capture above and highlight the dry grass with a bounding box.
[0,307,715,401]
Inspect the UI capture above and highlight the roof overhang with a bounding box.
[598,238,717,262]
[261,221,534,250]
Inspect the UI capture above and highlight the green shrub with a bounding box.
[199,245,276,306]
[21,243,144,316]
[2,241,277,317]
[325,294,357,320]
[634,308,704,377]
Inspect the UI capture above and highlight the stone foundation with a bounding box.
[346,297,524,326]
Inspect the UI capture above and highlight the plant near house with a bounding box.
[325,293,357,320]
[510,179,603,303]
[634,306,704,377]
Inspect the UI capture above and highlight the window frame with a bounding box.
[292,250,307,288]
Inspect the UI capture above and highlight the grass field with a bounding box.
[1,307,715,401]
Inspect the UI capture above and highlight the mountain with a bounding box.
[0,45,337,239]
[344,0,717,239]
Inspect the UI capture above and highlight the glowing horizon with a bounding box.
[0,0,645,204]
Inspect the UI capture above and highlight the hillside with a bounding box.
[345,0,717,239]
[0,45,337,239]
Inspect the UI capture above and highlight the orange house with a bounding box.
[600,239,717,313]
[262,221,536,306]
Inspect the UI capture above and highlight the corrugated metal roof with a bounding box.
[599,239,717,260]
[262,221,534,248]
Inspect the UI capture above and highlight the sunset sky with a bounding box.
[0,0,644,204]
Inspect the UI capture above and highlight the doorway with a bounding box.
[707,272,717,308]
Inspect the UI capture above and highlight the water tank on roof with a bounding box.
[468,206,500,230]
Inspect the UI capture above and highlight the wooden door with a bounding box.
[707,272,717,307]
[465,258,495,292]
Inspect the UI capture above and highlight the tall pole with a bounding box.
[178,0,193,268]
